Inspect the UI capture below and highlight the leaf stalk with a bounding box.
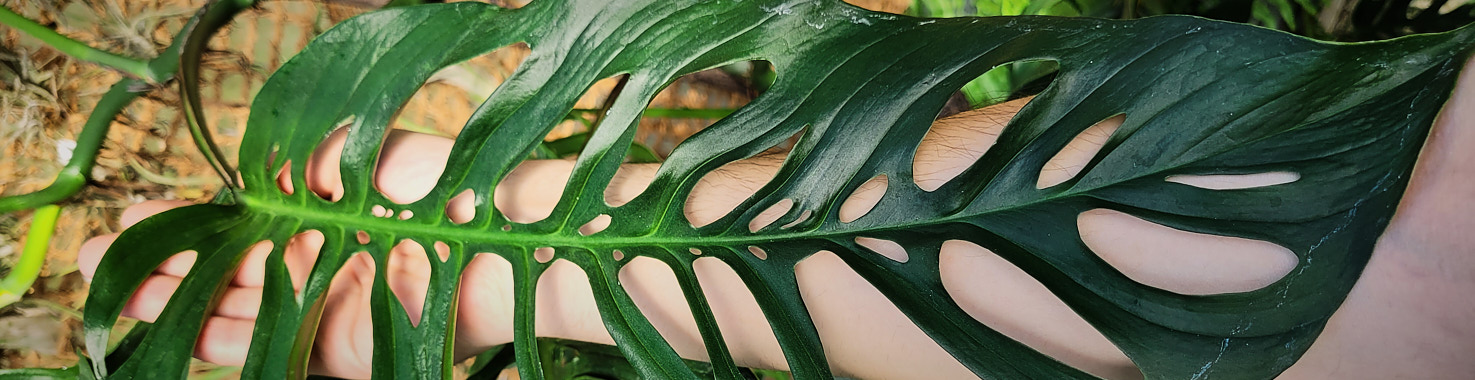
[0,205,61,308]
[0,5,158,82]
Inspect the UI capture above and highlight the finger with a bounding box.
[374,131,455,203]
[120,200,194,228]
[121,274,264,321]
[78,233,119,280]
[81,201,199,282]
[232,241,275,288]
[304,128,347,201]
[194,316,256,367]
[121,275,180,322]
[301,129,456,204]
[286,230,326,290]
[154,251,198,278]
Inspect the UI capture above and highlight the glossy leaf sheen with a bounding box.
[83,1,1475,379]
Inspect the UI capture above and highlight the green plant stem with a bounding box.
[0,5,157,82]
[0,0,257,212]
[0,80,139,214]
[0,205,60,308]
[568,107,738,119]
[0,367,76,378]
[179,0,257,190]
[126,157,214,187]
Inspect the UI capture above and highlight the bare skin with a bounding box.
[78,58,1475,379]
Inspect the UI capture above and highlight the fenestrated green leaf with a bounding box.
[82,0,1475,379]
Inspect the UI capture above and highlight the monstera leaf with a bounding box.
[82,0,1475,379]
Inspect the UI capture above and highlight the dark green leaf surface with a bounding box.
[83,0,1475,379]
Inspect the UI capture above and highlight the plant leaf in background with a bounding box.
[81,0,1475,379]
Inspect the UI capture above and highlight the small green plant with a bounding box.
[3,0,1475,379]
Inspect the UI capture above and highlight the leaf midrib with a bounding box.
[239,192,984,247]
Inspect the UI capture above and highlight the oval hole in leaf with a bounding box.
[779,209,812,229]
[797,251,973,378]
[533,247,554,264]
[1165,171,1300,190]
[693,256,786,369]
[619,257,707,359]
[389,239,435,327]
[371,205,387,218]
[395,42,531,138]
[839,174,888,223]
[689,247,702,256]
[447,189,475,224]
[317,251,376,378]
[282,230,326,290]
[355,230,370,245]
[634,61,764,157]
[365,43,531,207]
[232,241,276,288]
[304,122,352,202]
[1077,209,1297,295]
[495,160,573,223]
[939,240,1143,379]
[218,244,281,319]
[544,75,626,157]
[606,164,658,207]
[272,159,294,195]
[462,252,514,342]
[433,241,450,263]
[374,131,456,204]
[579,214,611,236]
[1037,114,1125,189]
[688,152,790,229]
[854,237,907,263]
[398,209,414,220]
[745,198,794,232]
[746,246,768,260]
[612,249,626,261]
[535,260,610,343]
[912,97,1029,191]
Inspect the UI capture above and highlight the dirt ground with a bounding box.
[0,0,909,377]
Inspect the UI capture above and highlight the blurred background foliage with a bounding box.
[910,0,1475,107]
[0,0,1469,378]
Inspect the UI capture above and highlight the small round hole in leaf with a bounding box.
[534,247,554,263]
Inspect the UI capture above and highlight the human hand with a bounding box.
[75,131,529,378]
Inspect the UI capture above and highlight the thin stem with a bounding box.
[0,5,156,82]
[0,79,142,213]
[577,75,630,153]
[126,156,214,187]
[0,0,257,211]
[17,298,83,320]
[178,0,258,191]
[0,205,60,308]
